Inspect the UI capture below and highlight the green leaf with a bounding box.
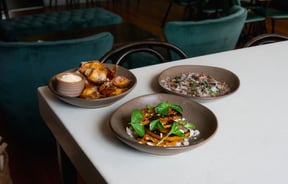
[157,122,184,145]
[146,104,153,113]
[157,121,165,130]
[184,123,196,129]
[178,119,186,125]
[131,109,143,124]
[149,119,160,131]
[130,109,145,137]
[155,101,169,115]
[170,122,185,137]
[169,104,183,113]
[149,119,164,131]
[178,119,196,129]
[131,123,145,137]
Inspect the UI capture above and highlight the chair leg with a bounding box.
[261,20,267,34]
[241,23,252,42]
[105,0,111,8]
[136,0,140,10]
[183,5,189,20]
[242,20,267,41]
[162,2,173,27]
[66,0,80,8]
[66,0,70,8]
[49,0,57,9]
[86,0,95,7]
[124,0,130,9]
[76,0,80,7]
[271,19,275,33]
[0,0,9,19]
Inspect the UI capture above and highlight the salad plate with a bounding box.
[158,65,240,101]
[109,93,217,155]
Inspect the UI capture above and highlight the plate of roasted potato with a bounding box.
[48,61,137,108]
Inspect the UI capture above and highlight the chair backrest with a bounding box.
[163,5,247,58]
[100,40,188,69]
[243,33,288,47]
[0,32,113,145]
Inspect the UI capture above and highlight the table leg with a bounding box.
[56,142,77,184]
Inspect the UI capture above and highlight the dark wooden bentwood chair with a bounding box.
[244,33,288,47]
[100,40,188,69]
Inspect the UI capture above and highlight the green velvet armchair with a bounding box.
[163,5,247,59]
[0,32,113,145]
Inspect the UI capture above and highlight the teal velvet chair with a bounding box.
[0,7,122,41]
[0,32,113,146]
[163,5,247,58]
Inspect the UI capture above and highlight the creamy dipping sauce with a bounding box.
[59,73,82,82]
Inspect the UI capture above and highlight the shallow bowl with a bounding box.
[158,65,240,101]
[48,64,137,108]
[109,93,218,155]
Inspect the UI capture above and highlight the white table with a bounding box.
[38,41,288,184]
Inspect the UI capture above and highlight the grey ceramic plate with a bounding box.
[48,64,137,108]
[109,93,217,155]
[158,65,240,101]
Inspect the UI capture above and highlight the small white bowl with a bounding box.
[55,72,85,97]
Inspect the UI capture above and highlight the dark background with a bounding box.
[7,0,43,10]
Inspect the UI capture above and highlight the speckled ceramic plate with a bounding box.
[48,64,137,108]
[158,65,240,101]
[109,93,217,156]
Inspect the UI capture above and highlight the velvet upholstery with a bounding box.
[163,5,247,58]
[0,7,122,41]
[0,32,113,145]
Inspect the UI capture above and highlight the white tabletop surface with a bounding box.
[38,41,288,184]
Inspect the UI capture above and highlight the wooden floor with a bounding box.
[2,1,288,184]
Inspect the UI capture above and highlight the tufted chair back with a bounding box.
[163,5,247,59]
[0,7,122,41]
[0,32,113,145]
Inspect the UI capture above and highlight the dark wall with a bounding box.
[7,0,43,10]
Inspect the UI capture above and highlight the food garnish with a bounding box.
[126,102,200,147]
[58,73,83,83]
[77,61,131,99]
[161,72,230,97]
